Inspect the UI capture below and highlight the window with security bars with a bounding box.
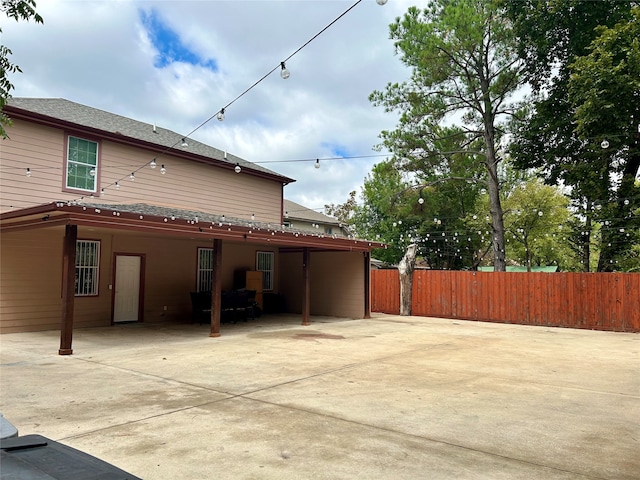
[256,251,274,291]
[197,248,214,292]
[66,136,99,192]
[75,240,100,296]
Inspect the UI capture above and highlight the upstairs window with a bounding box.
[66,136,99,192]
[75,240,100,296]
[256,251,274,291]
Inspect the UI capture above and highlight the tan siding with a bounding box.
[0,228,64,333]
[1,120,283,222]
[278,251,365,318]
[311,251,364,318]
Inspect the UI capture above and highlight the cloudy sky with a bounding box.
[4,0,430,212]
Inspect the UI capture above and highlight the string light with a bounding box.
[181,138,188,147]
[234,163,241,174]
[150,158,157,169]
[280,62,290,79]
[601,139,610,149]
[115,181,120,190]
[217,109,225,121]
[89,168,96,177]
[315,159,320,169]
[25,168,31,177]
[160,164,166,175]
[129,172,135,181]
[376,0,388,4]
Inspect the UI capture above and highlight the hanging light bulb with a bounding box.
[601,139,609,149]
[251,213,255,221]
[130,172,135,181]
[115,181,120,190]
[280,61,290,79]
[221,214,225,222]
[181,138,188,147]
[376,0,388,4]
[418,197,424,205]
[315,159,320,169]
[150,158,157,169]
[89,167,96,177]
[101,188,106,196]
[26,168,31,177]
[217,108,225,121]
[160,164,166,175]
[234,162,241,174]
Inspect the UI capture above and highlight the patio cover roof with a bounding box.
[0,201,386,252]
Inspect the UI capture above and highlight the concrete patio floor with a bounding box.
[0,313,638,479]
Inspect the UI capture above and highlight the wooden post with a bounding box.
[210,238,222,337]
[301,248,310,326]
[364,251,371,319]
[59,224,77,355]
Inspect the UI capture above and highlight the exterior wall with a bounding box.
[287,218,347,237]
[0,226,281,333]
[0,119,282,223]
[278,251,365,319]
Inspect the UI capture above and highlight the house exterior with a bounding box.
[283,199,350,237]
[0,98,384,353]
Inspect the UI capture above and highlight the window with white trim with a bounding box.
[75,240,100,296]
[66,136,99,192]
[256,251,274,291]
[197,248,214,292]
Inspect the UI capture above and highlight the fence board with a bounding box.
[370,270,639,333]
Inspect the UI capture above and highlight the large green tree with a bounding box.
[504,0,639,271]
[370,0,526,271]
[1,0,43,138]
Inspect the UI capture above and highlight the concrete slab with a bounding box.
[1,314,638,479]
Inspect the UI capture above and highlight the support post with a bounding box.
[398,244,417,316]
[210,238,222,337]
[59,224,77,355]
[301,248,310,326]
[364,251,371,319]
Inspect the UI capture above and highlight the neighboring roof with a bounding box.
[283,199,342,226]
[478,266,559,272]
[4,97,294,185]
[0,202,386,253]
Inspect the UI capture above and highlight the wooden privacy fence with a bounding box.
[371,270,640,332]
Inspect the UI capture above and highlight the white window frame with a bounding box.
[66,135,99,193]
[256,251,274,291]
[197,248,214,292]
[75,240,100,296]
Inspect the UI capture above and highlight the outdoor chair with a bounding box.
[190,291,212,325]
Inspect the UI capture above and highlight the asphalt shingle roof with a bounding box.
[6,97,292,182]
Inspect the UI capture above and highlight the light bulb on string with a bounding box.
[115,181,120,190]
[160,164,166,175]
[181,138,188,147]
[234,163,241,174]
[280,62,290,79]
[601,139,609,149]
[89,168,96,177]
[101,188,106,196]
[376,0,388,5]
[418,197,424,205]
[217,109,225,121]
[130,172,135,181]
[26,168,31,177]
[150,158,157,169]
[315,159,320,169]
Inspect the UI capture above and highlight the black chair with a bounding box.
[190,291,212,325]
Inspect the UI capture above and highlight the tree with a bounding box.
[1,0,43,138]
[370,0,526,271]
[504,0,639,271]
[568,6,640,270]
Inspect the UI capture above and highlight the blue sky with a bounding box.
[140,9,218,71]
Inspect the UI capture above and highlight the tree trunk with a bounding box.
[486,150,507,272]
[398,244,417,316]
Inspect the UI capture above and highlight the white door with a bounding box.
[113,255,142,323]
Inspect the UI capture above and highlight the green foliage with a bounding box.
[504,0,639,271]
[370,0,527,270]
[1,0,44,138]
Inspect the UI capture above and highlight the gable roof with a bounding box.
[4,97,294,185]
[283,199,342,226]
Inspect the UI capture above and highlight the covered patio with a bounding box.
[0,202,384,353]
